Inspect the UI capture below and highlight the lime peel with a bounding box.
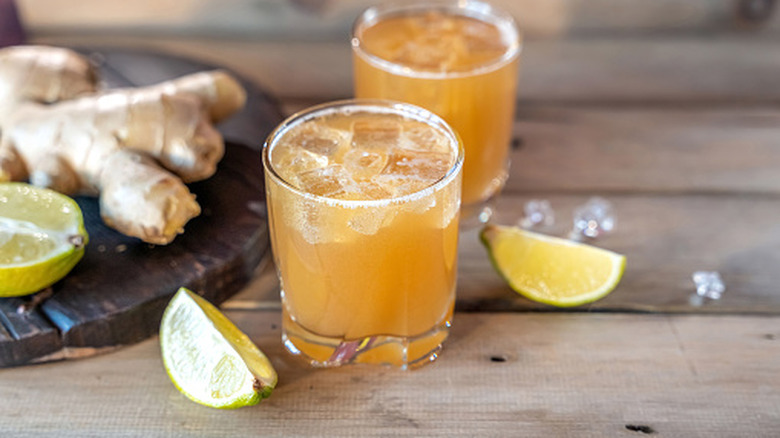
[160,287,277,409]
[480,224,626,307]
[0,182,88,297]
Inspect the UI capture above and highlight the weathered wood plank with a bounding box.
[458,193,780,314]
[18,0,780,38]
[0,299,63,365]
[508,106,780,194]
[0,311,777,437]
[29,36,780,104]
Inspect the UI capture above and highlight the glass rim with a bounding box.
[262,98,465,207]
[351,0,522,80]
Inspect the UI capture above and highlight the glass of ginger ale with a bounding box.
[352,0,520,225]
[263,99,463,368]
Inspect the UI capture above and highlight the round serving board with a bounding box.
[0,48,284,367]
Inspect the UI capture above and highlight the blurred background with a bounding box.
[13,0,780,38]
[2,0,779,110]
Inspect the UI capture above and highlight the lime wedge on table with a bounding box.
[160,287,277,409]
[0,182,88,297]
[480,225,626,307]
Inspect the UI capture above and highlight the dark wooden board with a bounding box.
[0,48,284,367]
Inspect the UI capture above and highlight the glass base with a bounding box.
[281,311,451,370]
[460,198,496,229]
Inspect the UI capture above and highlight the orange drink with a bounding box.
[352,1,520,224]
[263,100,463,368]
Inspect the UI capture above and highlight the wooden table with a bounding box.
[3,3,780,436]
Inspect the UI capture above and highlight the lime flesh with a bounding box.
[160,287,277,409]
[0,183,88,297]
[480,224,626,307]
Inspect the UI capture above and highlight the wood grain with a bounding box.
[0,311,777,437]
[459,193,780,314]
[18,0,780,37]
[30,36,780,105]
[508,106,780,194]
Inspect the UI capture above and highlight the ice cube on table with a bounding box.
[352,118,402,151]
[570,197,615,240]
[519,199,555,229]
[692,271,725,300]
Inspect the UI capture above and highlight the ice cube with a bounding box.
[296,164,353,197]
[382,150,453,183]
[519,199,555,229]
[462,20,507,54]
[274,147,329,180]
[342,148,388,180]
[692,271,725,300]
[570,197,615,240]
[375,174,430,197]
[415,12,457,35]
[349,206,397,235]
[396,35,466,71]
[351,118,401,151]
[352,180,395,200]
[291,122,350,157]
[400,122,450,154]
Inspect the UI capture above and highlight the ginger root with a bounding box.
[0,46,246,244]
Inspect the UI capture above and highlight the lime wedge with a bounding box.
[0,182,88,297]
[160,287,277,409]
[480,225,626,307]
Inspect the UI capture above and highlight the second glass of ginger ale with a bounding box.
[352,0,521,225]
[263,99,463,369]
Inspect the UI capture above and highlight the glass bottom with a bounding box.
[460,197,496,229]
[281,310,451,370]
[460,163,508,229]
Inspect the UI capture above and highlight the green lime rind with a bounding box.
[0,246,85,297]
[160,288,277,410]
[0,182,89,297]
[480,224,626,308]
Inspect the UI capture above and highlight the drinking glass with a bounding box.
[352,0,521,225]
[263,99,463,368]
